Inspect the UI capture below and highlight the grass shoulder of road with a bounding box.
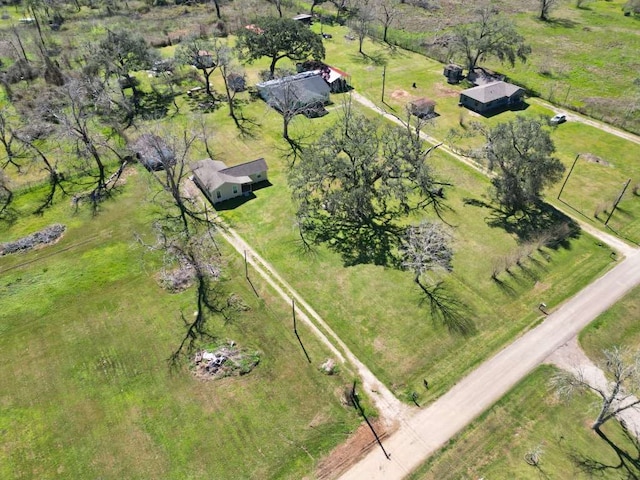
[579,282,640,360]
[0,171,361,480]
[407,365,640,480]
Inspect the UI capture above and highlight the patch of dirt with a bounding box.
[373,337,386,353]
[434,83,460,97]
[390,89,410,99]
[315,419,394,480]
[533,281,550,293]
[581,152,611,167]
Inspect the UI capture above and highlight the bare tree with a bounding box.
[211,42,256,135]
[351,0,375,55]
[136,130,239,363]
[376,0,400,43]
[552,346,640,432]
[0,108,29,171]
[400,221,453,286]
[15,131,68,214]
[268,0,284,17]
[175,36,220,99]
[0,168,13,218]
[264,79,316,163]
[400,221,473,335]
[38,78,128,208]
[539,0,559,21]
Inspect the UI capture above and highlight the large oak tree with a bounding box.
[236,17,325,78]
[452,6,531,73]
[485,116,565,216]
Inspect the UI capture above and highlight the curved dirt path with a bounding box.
[217,225,408,423]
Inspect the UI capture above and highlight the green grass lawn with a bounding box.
[305,0,640,134]
[408,365,640,479]
[311,24,640,245]
[0,172,361,479]
[188,80,614,404]
[580,282,640,361]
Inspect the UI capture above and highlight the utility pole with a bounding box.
[351,382,391,460]
[381,65,386,103]
[605,178,631,226]
[557,154,580,200]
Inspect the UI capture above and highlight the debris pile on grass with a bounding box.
[160,257,220,292]
[160,263,196,292]
[0,224,66,256]
[320,358,338,375]
[192,341,260,380]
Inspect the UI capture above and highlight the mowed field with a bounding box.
[0,176,362,479]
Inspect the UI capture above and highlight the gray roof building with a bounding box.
[459,81,525,114]
[129,134,176,171]
[256,71,330,114]
[192,158,269,204]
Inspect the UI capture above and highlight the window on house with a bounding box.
[216,191,221,199]
[257,174,261,178]
[233,185,238,194]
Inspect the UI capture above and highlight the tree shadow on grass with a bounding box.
[348,51,388,67]
[463,197,581,247]
[543,17,580,29]
[136,89,175,120]
[568,427,640,479]
[312,219,403,267]
[417,281,476,337]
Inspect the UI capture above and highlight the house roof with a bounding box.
[315,66,349,84]
[129,134,175,169]
[460,81,524,104]
[257,72,330,108]
[411,97,436,108]
[192,158,267,192]
[220,158,268,178]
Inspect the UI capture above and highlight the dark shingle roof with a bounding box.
[192,158,267,192]
[130,134,175,170]
[257,72,330,108]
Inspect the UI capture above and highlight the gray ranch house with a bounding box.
[257,71,330,116]
[192,158,268,204]
[459,81,525,114]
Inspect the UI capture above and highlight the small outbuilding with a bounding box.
[409,98,437,119]
[256,71,330,116]
[192,158,268,204]
[459,81,525,114]
[292,13,313,25]
[443,64,464,84]
[129,134,175,171]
